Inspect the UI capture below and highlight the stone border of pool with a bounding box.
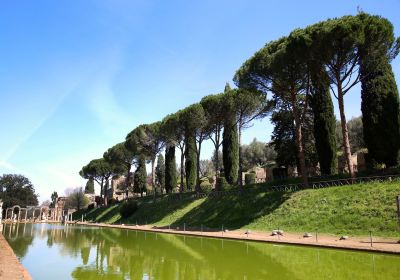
[72,222,400,255]
[0,232,32,280]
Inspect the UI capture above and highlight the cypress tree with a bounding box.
[360,59,400,167]
[310,70,337,175]
[84,177,95,194]
[134,154,147,195]
[184,132,197,190]
[222,86,239,184]
[155,154,165,193]
[271,108,297,168]
[359,14,400,167]
[165,144,177,193]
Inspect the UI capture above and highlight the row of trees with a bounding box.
[80,13,400,203]
[80,84,269,204]
[235,13,400,186]
[0,174,39,210]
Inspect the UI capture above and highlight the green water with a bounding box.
[2,223,400,279]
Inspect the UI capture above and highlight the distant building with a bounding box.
[338,151,366,174]
[107,173,137,201]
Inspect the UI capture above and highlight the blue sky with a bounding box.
[1,0,399,202]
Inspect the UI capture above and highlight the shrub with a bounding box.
[119,200,138,218]
[87,203,95,210]
[216,176,230,190]
[108,198,117,205]
[245,173,256,185]
[199,177,210,186]
[199,177,212,193]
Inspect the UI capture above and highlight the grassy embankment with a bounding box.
[74,180,400,237]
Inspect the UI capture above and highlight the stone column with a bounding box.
[0,199,3,224]
[0,200,3,232]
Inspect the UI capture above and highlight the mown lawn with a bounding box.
[75,180,400,237]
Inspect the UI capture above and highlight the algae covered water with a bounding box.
[2,223,400,279]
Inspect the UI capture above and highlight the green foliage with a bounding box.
[222,89,239,184]
[104,142,135,193]
[201,93,225,183]
[50,191,58,208]
[199,177,212,193]
[359,14,400,167]
[201,93,225,133]
[310,69,337,175]
[155,154,166,191]
[126,122,165,191]
[104,142,135,171]
[184,132,197,190]
[85,180,400,237]
[87,203,95,210]
[164,144,177,193]
[309,15,365,178]
[361,60,400,167]
[107,198,117,205]
[65,187,89,211]
[134,155,147,194]
[211,150,223,176]
[119,200,138,218]
[161,112,186,192]
[233,30,312,185]
[181,103,210,191]
[216,176,230,190]
[271,107,297,167]
[126,123,164,160]
[0,174,39,209]
[336,117,365,153]
[245,173,256,185]
[241,138,276,171]
[199,159,214,178]
[80,158,118,200]
[84,178,95,194]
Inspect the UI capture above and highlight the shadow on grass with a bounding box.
[73,205,121,223]
[119,195,198,225]
[171,189,292,230]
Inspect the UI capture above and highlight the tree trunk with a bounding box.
[100,178,104,206]
[196,140,202,192]
[214,143,220,190]
[337,86,355,178]
[125,165,131,199]
[151,158,156,196]
[291,91,309,187]
[180,148,185,193]
[104,177,108,206]
[238,124,243,188]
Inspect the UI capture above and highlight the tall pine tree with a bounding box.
[222,84,239,184]
[361,60,400,167]
[310,69,337,175]
[184,132,197,190]
[165,144,177,193]
[155,154,166,193]
[84,177,95,194]
[359,14,400,167]
[134,154,147,196]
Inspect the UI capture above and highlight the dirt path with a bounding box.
[74,222,400,254]
[0,231,32,280]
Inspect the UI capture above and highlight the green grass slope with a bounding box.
[75,181,400,237]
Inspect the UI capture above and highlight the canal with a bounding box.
[2,223,400,279]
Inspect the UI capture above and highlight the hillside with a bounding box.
[75,180,400,237]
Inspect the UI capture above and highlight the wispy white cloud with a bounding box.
[85,48,134,138]
[0,160,22,173]
[2,67,91,163]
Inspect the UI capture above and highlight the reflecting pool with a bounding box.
[2,223,400,279]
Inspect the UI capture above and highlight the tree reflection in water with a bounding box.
[2,223,400,280]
